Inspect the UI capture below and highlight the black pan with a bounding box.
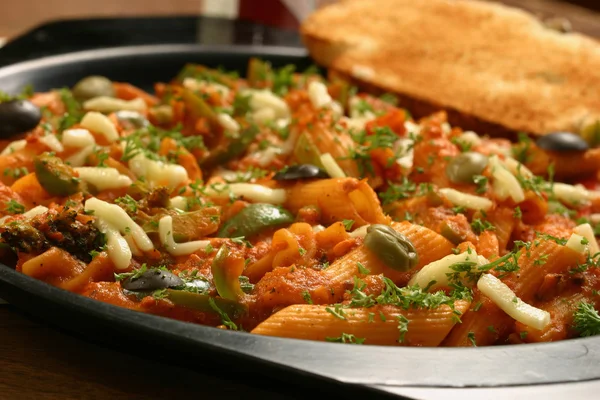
[0,44,598,399]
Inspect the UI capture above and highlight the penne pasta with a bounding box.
[251,302,470,346]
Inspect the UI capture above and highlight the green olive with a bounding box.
[446,152,488,184]
[72,76,115,101]
[34,153,82,196]
[581,120,600,147]
[364,224,418,271]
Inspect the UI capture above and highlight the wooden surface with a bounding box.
[1,1,600,399]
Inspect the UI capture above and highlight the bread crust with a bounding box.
[301,0,600,135]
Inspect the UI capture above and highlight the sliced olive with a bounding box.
[440,221,467,245]
[122,268,184,291]
[114,110,148,130]
[165,289,247,317]
[364,224,418,271]
[446,152,489,184]
[217,203,294,239]
[273,164,329,181]
[0,100,42,137]
[34,153,82,196]
[72,76,114,102]
[211,245,244,301]
[581,120,600,147]
[536,132,588,152]
[293,133,325,168]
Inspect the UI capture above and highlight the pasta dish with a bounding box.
[1,59,599,346]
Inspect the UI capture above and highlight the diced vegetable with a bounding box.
[211,245,244,301]
[165,289,247,317]
[34,153,82,196]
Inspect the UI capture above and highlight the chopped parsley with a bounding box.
[573,301,600,337]
[5,199,25,214]
[357,262,371,275]
[325,333,365,344]
[473,175,488,194]
[471,218,496,235]
[342,219,355,231]
[302,291,313,305]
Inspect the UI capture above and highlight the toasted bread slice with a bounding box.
[302,0,600,136]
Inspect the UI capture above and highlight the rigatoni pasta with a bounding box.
[1,58,600,348]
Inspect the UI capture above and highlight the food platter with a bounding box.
[0,44,599,399]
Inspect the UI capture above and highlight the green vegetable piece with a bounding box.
[217,203,294,239]
[181,88,219,128]
[440,221,467,245]
[165,289,247,317]
[211,245,245,301]
[34,153,82,196]
[200,124,259,169]
[364,224,418,271]
[247,58,272,87]
[143,208,220,242]
[293,133,325,168]
[72,76,114,101]
[445,152,489,184]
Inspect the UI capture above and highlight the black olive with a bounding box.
[0,100,42,138]
[121,268,184,291]
[536,132,588,152]
[272,164,330,181]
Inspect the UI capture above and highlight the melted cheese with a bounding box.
[349,224,369,239]
[65,145,95,167]
[128,153,188,188]
[80,112,119,143]
[438,188,493,211]
[169,196,188,210]
[243,89,290,123]
[39,135,64,153]
[458,131,482,148]
[217,113,240,132]
[22,205,49,219]
[83,96,146,113]
[477,273,551,330]
[158,215,210,256]
[62,129,95,148]
[395,138,414,170]
[203,183,286,204]
[574,223,600,255]
[489,155,525,203]
[96,218,132,270]
[565,233,588,255]
[0,139,26,156]
[551,183,598,206]
[74,167,133,191]
[308,81,333,109]
[84,197,153,252]
[409,251,488,290]
[183,78,230,97]
[320,153,346,178]
[250,147,281,167]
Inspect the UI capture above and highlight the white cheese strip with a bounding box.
[159,215,210,256]
[565,233,588,255]
[203,183,286,204]
[83,96,146,113]
[477,273,551,330]
[311,224,326,233]
[128,153,188,189]
[80,112,119,143]
[409,251,488,290]
[250,147,281,167]
[489,155,525,203]
[308,81,333,110]
[502,157,534,178]
[95,219,132,270]
[574,223,600,255]
[84,197,153,252]
[62,129,95,148]
[74,167,132,191]
[217,113,240,132]
[40,135,64,153]
[551,183,596,206]
[0,139,26,156]
[22,205,49,219]
[183,78,230,97]
[438,188,493,211]
[320,153,346,178]
[349,224,369,239]
[458,131,482,148]
[65,145,95,167]
[243,89,290,122]
[441,122,452,134]
[395,138,414,170]
[403,121,421,137]
[123,233,142,257]
[169,196,188,210]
